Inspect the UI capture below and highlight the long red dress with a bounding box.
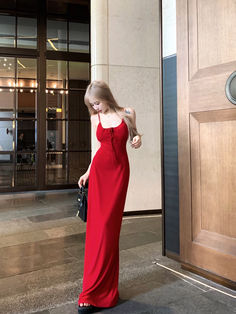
[78,111,130,308]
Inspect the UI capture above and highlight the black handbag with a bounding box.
[76,182,88,222]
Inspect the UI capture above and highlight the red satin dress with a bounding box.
[78,111,130,308]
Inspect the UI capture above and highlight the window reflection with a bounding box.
[47,20,67,51]
[0,15,15,47]
[0,120,13,151]
[17,17,37,49]
[69,22,89,53]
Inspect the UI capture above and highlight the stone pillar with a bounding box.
[91,0,162,212]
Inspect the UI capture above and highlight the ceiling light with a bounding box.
[17,60,26,69]
[47,39,58,51]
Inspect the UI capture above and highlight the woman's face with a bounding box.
[89,96,107,113]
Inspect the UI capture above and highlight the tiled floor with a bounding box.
[0,191,235,314]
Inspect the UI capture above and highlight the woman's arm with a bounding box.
[125,107,142,149]
[85,114,101,175]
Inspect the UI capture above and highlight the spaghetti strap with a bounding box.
[98,111,101,123]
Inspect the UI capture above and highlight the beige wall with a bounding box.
[91,0,162,212]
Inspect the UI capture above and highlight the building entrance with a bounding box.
[0,0,91,192]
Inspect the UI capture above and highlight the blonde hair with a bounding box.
[84,80,143,142]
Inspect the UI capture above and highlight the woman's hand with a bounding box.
[78,172,89,188]
[131,135,142,149]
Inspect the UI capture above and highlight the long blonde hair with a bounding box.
[84,80,143,142]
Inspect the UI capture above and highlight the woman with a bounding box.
[77,80,142,313]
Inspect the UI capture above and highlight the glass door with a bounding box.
[46,60,90,186]
[0,57,37,189]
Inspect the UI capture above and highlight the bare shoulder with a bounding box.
[123,107,136,122]
[123,107,135,115]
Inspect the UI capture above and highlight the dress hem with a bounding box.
[78,294,119,308]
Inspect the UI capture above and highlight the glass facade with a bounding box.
[17,17,37,49]
[47,20,89,53]
[0,15,15,47]
[0,57,37,188]
[0,1,90,191]
[46,60,90,185]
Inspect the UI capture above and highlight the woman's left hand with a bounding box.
[131,135,142,149]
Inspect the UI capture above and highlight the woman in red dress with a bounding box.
[77,80,142,313]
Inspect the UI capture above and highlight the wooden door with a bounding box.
[177,0,236,282]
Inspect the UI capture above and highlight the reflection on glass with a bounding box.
[68,152,90,184]
[16,120,35,151]
[69,61,89,89]
[17,17,37,49]
[0,120,13,151]
[68,121,90,151]
[46,152,67,184]
[69,22,89,53]
[16,153,35,186]
[0,57,15,87]
[17,89,36,118]
[68,90,89,120]
[17,58,37,88]
[0,15,15,47]
[47,120,66,151]
[46,92,67,119]
[0,89,14,118]
[0,154,13,187]
[47,20,67,51]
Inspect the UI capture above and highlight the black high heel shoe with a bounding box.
[78,304,102,314]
